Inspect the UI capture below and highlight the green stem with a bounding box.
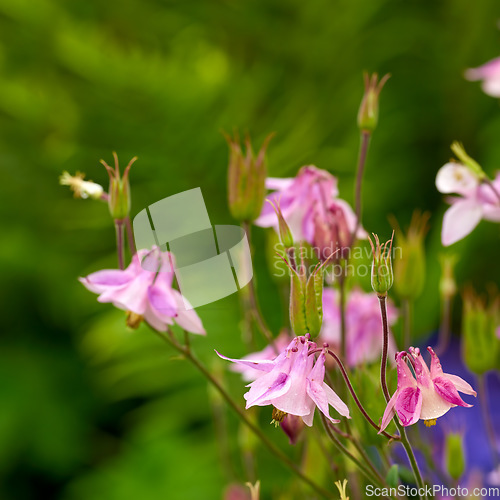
[114,219,125,270]
[402,298,411,349]
[339,274,347,363]
[151,326,335,499]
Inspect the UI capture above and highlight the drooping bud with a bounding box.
[226,131,273,222]
[368,232,394,297]
[357,72,390,133]
[462,287,500,375]
[59,171,104,200]
[450,142,486,180]
[445,432,466,480]
[287,253,334,336]
[100,152,137,220]
[280,414,305,445]
[266,199,294,249]
[390,211,429,301]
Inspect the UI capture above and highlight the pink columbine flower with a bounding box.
[255,166,363,248]
[80,248,205,334]
[217,335,350,426]
[380,347,476,431]
[465,57,500,98]
[320,287,398,367]
[436,162,500,246]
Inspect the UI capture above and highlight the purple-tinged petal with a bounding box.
[427,346,444,379]
[79,269,133,294]
[441,199,483,246]
[379,391,398,432]
[306,378,340,425]
[322,383,350,418]
[245,371,292,408]
[433,377,473,408]
[215,351,276,373]
[442,374,477,397]
[395,387,422,426]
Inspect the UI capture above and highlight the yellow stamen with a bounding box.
[126,311,144,329]
[424,419,437,427]
[270,407,287,427]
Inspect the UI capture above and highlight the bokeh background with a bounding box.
[1,0,500,498]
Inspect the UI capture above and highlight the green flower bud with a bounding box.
[391,211,429,301]
[266,199,294,249]
[368,233,394,297]
[357,73,390,133]
[226,131,273,222]
[462,287,500,375]
[445,432,465,480]
[450,142,486,180]
[100,152,137,220]
[288,255,333,337]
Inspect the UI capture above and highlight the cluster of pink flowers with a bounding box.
[80,248,205,334]
[217,335,350,427]
[320,287,398,367]
[436,162,500,246]
[380,346,476,431]
[255,165,365,257]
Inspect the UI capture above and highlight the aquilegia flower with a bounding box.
[80,248,205,334]
[465,57,500,98]
[320,287,398,367]
[217,335,350,426]
[436,162,500,245]
[255,166,363,249]
[380,347,476,431]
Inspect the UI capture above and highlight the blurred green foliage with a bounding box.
[1,0,500,498]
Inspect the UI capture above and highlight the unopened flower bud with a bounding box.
[100,152,137,220]
[280,414,304,445]
[226,132,273,222]
[445,432,465,480]
[368,232,394,297]
[450,142,486,180]
[391,211,429,301]
[60,171,104,200]
[267,199,294,249]
[288,256,331,337]
[462,287,500,374]
[357,73,390,133]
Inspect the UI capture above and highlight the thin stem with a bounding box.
[378,294,391,402]
[402,299,411,349]
[478,374,499,468]
[436,295,451,356]
[339,275,347,362]
[320,414,383,488]
[242,222,278,353]
[395,422,427,500]
[114,219,125,270]
[150,326,335,499]
[125,216,136,255]
[323,348,399,441]
[349,131,371,248]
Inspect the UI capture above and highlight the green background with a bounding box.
[1,0,499,498]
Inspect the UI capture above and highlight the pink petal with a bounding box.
[306,379,340,425]
[443,374,477,397]
[79,269,133,294]
[427,346,444,379]
[322,383,350,418]
[441,199,483,246]
[245,372,291,408]
[215,351,275,373]
[379,391,398,432]
[433,377,473,408]
[395,387,422,426]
